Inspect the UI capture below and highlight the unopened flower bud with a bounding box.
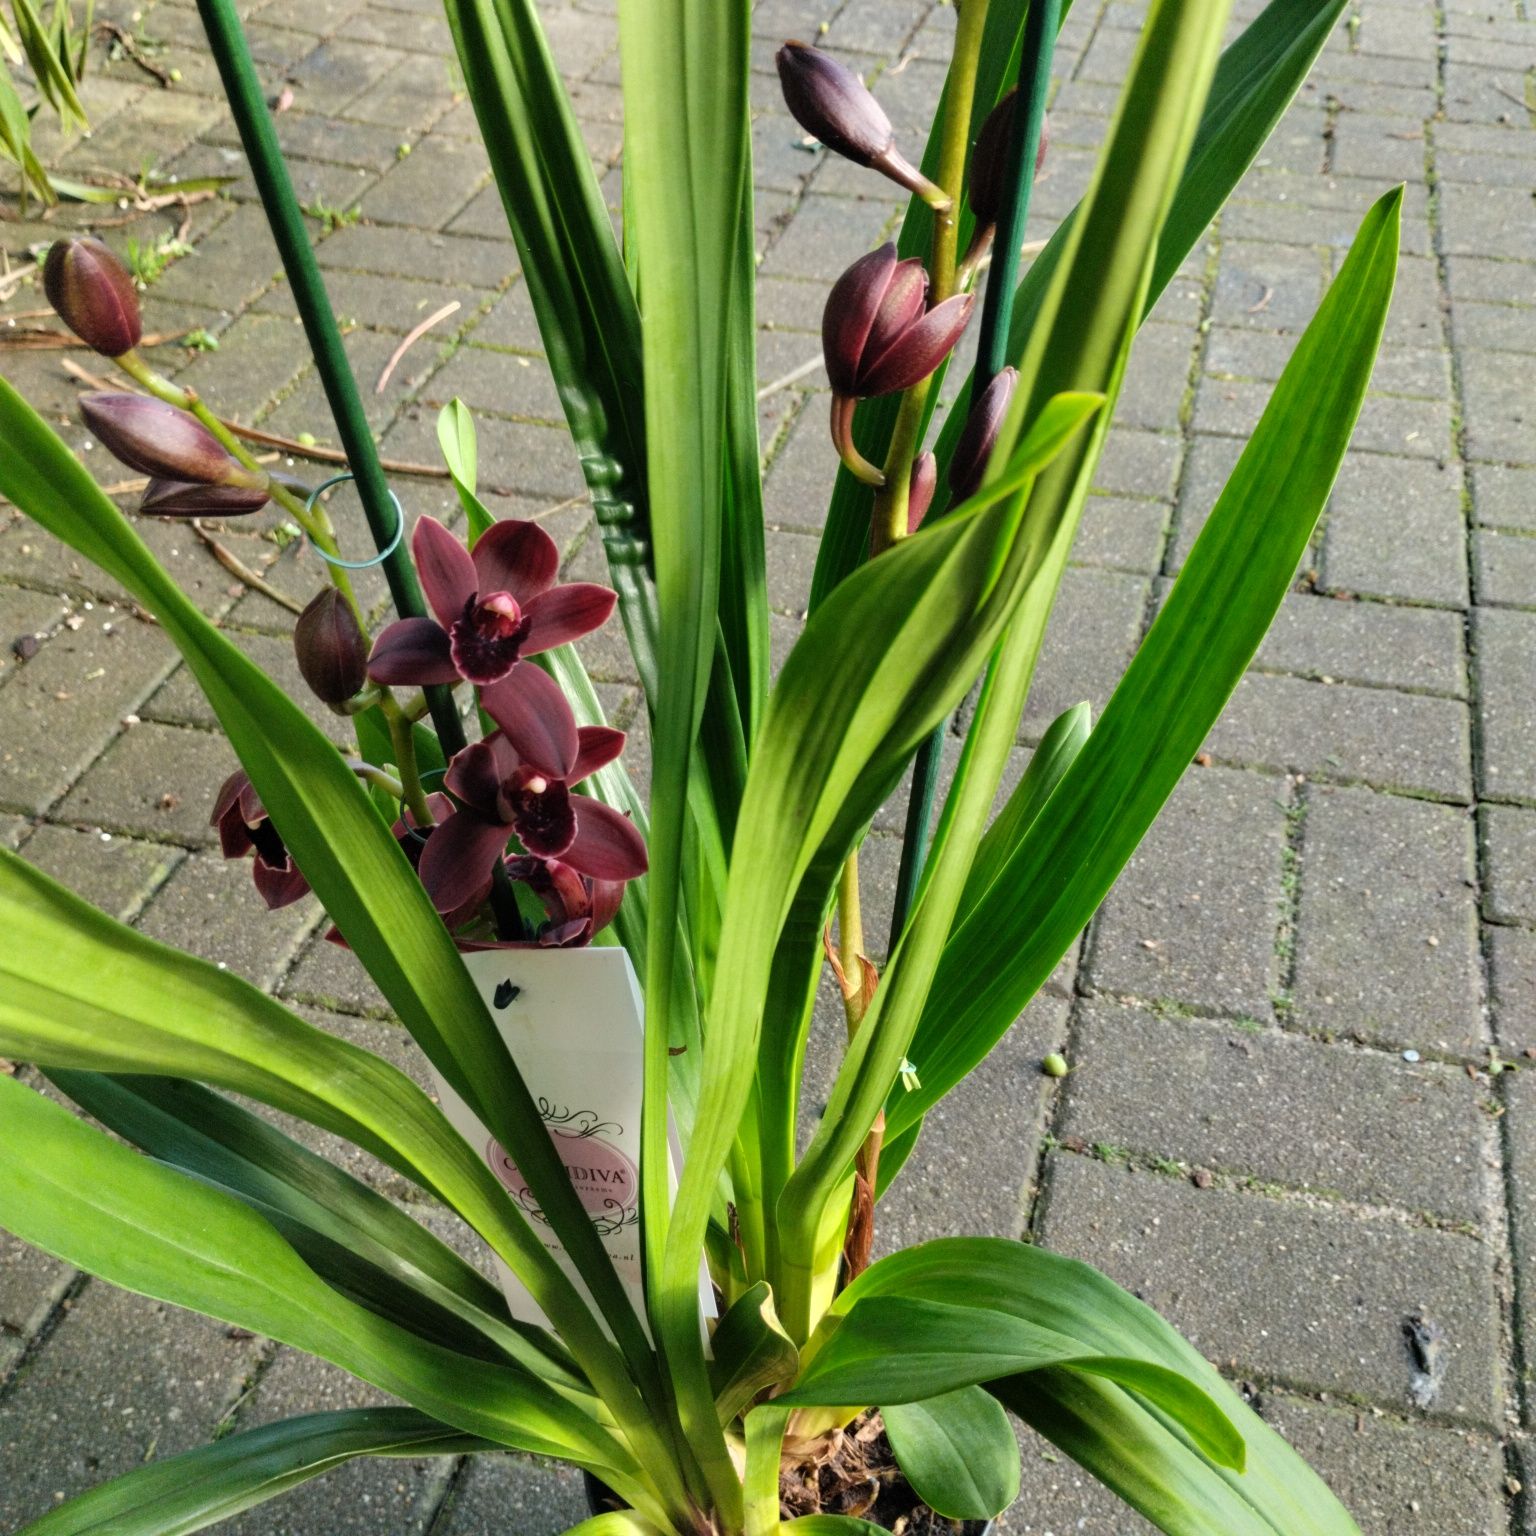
[294,588,369,706]
[949,367,1019,503]
[140,478,272,518]
[969,92,1050,228]
[908,451,937,533]
[80,392,254,486]
[777,41,950,209]
[43,237,141,358]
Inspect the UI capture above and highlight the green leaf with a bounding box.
[17,1409,487,1536]
[46,1070,583,1389]
[784,1296,1243,1476]
[692,394,1101,1341]
[436,397,494,541]
[0,375,661,1418]
[839,1239,1359,1534]
[808,0,1348,613]
[888,186,1402,1143]
[616,0,754,1514]
[882,1388,1020,1521]
[561,1517,671,1536]
[780,1520,889,1535]
[9,0,86,128]
[0,63,52,204]
[709,1281,799,1426]
[0,1075,646,1494]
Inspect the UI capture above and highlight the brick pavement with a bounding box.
[1,0,1533,1530]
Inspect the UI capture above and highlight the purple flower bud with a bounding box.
[969,93,1050,228]
[80,392,252,485]
[43,237,142,358]
[777,41,951,208]
[294,588,369,706]
[139,478,272,518]
[949,367,1019,503]
[823,244,975,399]
[908,451,937,533]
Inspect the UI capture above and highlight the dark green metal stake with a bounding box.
[195,0,527,938]
[889,0,1062,954]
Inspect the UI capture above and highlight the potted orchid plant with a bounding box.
[0,0,1400,1530]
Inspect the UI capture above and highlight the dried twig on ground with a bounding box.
[376,301,460,393]
[189,518,304,613]
[96,21,176,87]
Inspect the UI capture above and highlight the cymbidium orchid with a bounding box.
[367,515,616,688]
[80,392,264,488]
[949,367,1020,503]
[211,769,311,910]
[139,477,273,518]
[419,689,646,916]
[823,243,974,485]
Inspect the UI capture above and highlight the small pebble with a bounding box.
[1403,1049,1421,1063]
[1041,1052,1069,1078]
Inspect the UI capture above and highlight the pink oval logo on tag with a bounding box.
[487,1129,638,1220]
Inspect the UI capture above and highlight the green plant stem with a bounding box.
[379,690,434,828]
[351,761,405,799]
[888,0,1060,955]
[868,0,992,555]
[114,351,366,626]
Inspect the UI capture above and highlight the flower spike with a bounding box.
[44,237,142,358]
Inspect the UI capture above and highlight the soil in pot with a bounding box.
[778,1413,991,1535]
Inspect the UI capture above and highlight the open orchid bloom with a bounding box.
[367,516,616,689]
[211,769,310,911]
[491,855,626,948]
[418,680,646,916]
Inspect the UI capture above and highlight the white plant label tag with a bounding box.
[427,945,698,1335]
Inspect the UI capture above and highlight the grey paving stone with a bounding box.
[222,1348,452,1535]
[1221,176,1434,259]
[1257,1392,1508,1536]
[1500,1070,1536,1426]
[1061,998,1487,1220]
[0,1231,73,1383]
[362,133,491,230]
[1086,766,1287,1017]
[765,527,820,618]
[1488,926,1536,1053]
[1070,495,1169,574]
[1022,566,1149,739]
[17,823,177,921]
[152,204,284,313]
[1206,672,1472,802]
[1474,529,1536,609]
[421,342,564,423]
[1482,806,1536,926]
[280,926,392,1016]
[1167,431,1245,571]
[315,223,517,288]
[1038,1154,1503,1426]
[434,1450,588,1536]
[1460,349,1534,465]
[53,721,238,848]
[1194,377,1451,461]
[1091,428,1183,502]
[1471,463,1536,534]
[763,404,841,533]
[759,193,894,282]
[1440,183,1536,264]
[1210,240,1330,335]
[1290,785,1483,1053]
[0,610,177,818]
[174,311,311,419]
[1256,592,1467,699]
[134,850,317,987]
[876,993,1071,1257]
[1474,608,1536,804]
[0,587,69,691]
[1116,322,1197,434]
[0,1281,266,1532]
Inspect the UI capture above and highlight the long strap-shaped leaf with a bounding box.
[17,1408,488,1536]
[0,1075,657,1509]
[0,378,679,1478]
[835,1238,1361,1534]
[807,0,1349,613]
[47,1070,587,1390]
[683,392,1101,1344]
[886,186,1401,1144]
[616,0,754,1513]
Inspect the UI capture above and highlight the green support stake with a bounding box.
[889,0,1062,954]
[194,0,530,937]
[192,0,461,756]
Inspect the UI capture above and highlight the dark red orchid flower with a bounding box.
[211,769,310,910]
[500,855,626,948]
[367,517,616,689]
[418,679,646,916]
